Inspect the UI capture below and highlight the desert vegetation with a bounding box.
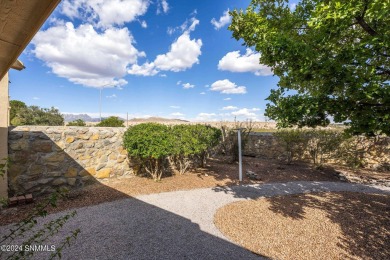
[10,100,64,126]
[123,123,221,180]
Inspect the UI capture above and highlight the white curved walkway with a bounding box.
[2,181,389,259]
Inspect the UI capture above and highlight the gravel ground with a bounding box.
[215,192,390,260]
[1,181,389,260]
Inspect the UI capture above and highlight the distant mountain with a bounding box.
[63,114,100,122]
[63,114,127,122]
[129,117,189,123]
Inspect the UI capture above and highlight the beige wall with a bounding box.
[0,73,9,198]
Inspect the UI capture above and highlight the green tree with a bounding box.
[10,101,64,126]
[67,119,86,126]
[229,0,390,136]
[96,116,124,127]
[9,100,27,123]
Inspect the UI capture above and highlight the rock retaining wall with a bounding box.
[8,126,131,196]
[243,133,390,170]
[7,127,389,196]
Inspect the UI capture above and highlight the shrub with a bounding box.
[123,123,173,180]
[67,119,86,126]
[305,129,345,166]
[171,124,221,173]
[123,123,221,179]
[273,129,307,164]
[273,129,349,166]
[96,116,124,127]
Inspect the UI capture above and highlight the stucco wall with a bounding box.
[0,73,9,198]
[8,126,131,196]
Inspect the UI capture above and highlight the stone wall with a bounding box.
[243,133,282,158]
[8,126,131,196]
[243,132,390,170]
[7,127,389,196]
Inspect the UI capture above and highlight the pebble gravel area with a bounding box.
[1,181,389,260]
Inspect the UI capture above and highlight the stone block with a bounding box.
[117,155,126,163]
[67,178,77,186]
[45,153,65,162]
[17,196,26,205]
[78,133,92,140]
[25,194,33,203]
[79,155,92,160]
[84,142,95,148]
[33,141,53,153]
[8,197,18,206]
[73,142,84,149]
[28,165,45,176]
[8,164,26,179]
[81,176,93,183]
[38,178,54,185]
[66,136,75,143]
[91,134,99,140]
[96,168,111,179]
[79,167,96,176]
[9,140,29,151]
[65,167,78,178]
[52,178,67,186]
[9,133,23,140]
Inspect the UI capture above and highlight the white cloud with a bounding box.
[154,29,202,71]
[224,98,232,101]
[222,106,238,110]
[195,113,217,121]
[167,27,175,35]
[211,9,231,30]
[218,48,272,76]
[176,80,182,85]
[170,105,180,109]
[170,112,184,117]
[231,108,260,120]
[33,22,143,88]
[167,15,199,35]
[140,20,147,28]
[200,92,206,95]
[129,18,202,75]
[32,97,40,100]
[182,83,195,89]
[61,0,150,28]
[161,0,169,13]
[128,62,159,76]
[106,94,117,98]
[210,79,247,94]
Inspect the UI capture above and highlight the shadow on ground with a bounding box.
[212,182,390,260]
[3,130,264,259]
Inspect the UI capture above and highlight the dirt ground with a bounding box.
[0,155,387,226]
[214,192,390,260]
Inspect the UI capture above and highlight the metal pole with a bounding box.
[238,129,242,182]
[99,87,102,122]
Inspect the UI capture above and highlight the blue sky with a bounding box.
[9,0,280,121]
